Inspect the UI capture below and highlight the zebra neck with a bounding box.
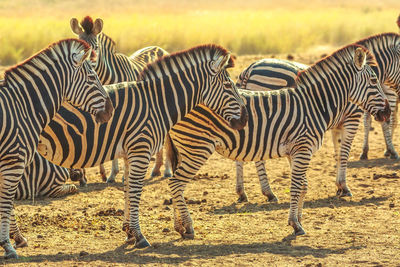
[6,68,63,133]
[146,76,201,131]
[296,77,349,131]
[95,48,140,85]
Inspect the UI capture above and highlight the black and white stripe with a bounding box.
[21,44,247,249]
[0,38,112,259]
[233,33,400,201]
[165,44,390,239]
[71,16,169,182]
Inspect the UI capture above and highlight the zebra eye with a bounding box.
[224,82,232,89]
[370,77,378,85]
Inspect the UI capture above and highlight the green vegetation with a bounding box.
[0,0,399,65]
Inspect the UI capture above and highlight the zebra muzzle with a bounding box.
[374,99,391,122]
[229,105,248,130]
[95,97,114,123]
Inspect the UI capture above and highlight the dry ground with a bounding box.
[3,54,400,266]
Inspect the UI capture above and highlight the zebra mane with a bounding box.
[137,44,234,81]
[81,16,94,34]
[3,38,91,82]
[295,44,376,85]
[98,33,117,52]
[355,32,400,48]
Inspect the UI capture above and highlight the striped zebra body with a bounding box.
[233,33,400,201]
[14,152,83,200]
[27,45,247,248]
[166,45,390,238]
[361,19,400,160]
[0,39,112,259]
[71,16,169,183]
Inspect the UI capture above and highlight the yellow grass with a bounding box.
[0,0,399,65]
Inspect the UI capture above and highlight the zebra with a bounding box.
[157,32,400,199]
[70,16,169,182]
[14,152,85,200]
[360,21,400,160]
[165,44,390,239]
[0,38,113,259]
[9,44,248,249]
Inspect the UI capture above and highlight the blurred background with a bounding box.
[0,0,399,66]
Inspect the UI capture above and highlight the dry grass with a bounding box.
[0,0,399,65]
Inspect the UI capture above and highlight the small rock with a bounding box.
[201,199,207,203]
[37,234,43,239]
[389,203,395,208]
[79,251,89,257]
[203,191,208,196]
[164,206,170,211]
[162,228,170,233]
[287,54,294,60]
[329,203,335,209]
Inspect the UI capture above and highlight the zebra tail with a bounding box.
[165,133,179,173]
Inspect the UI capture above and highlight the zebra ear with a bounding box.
[354,47,366,70]
[212,54,231,73]
[73,48,92,67]
[70,18,84,35]
[92,18,103,36]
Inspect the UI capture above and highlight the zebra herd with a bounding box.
[1,15,399,258]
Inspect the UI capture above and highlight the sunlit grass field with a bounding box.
[0,0,399,65]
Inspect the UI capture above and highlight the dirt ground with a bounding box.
[3,54,400,266]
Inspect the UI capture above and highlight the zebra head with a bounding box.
[350,46,390,122]
[203,53,248,130]
[70,16,103,68]
[65,40,113,123]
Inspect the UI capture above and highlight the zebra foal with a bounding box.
[165,45,390,238]
[0,38,112,259]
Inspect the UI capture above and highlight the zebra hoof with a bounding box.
[180,232,195,240]
[163,171,173,178]
[135,237,151,249]
[3,244,18,259]
[237,193,248,203]
[267,194,278,203]
[150,170,161,178]
[390,152,399,160]
[14,236,28,249]
[292,228,306,236]
[106,177,116,183]
[337,188,352,197]
[359,153,368,160]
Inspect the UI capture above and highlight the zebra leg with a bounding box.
[48,184,78,198]
[382,120,399,159]
[124,150,151,248]
[254,161,278,202]
[9,210,27,249]
[287,150,311,236]
[360,112,372,160]
[150,149,164,177]
[99,164,107,182]
[333,124,358,197]
[122,158,130,239]
[383,86,399,159]
[169,176,194,239]
[163,151,173,178]
[235,161,248,202]
[0,161,25,259]
[106,159,120,183]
